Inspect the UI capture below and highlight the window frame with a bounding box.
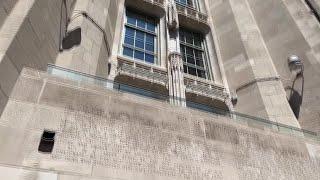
[175,0,200,11]
[120,9,160,65]
[179,28,211,80]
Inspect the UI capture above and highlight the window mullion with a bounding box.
[179,28,209,79]
[122,10,158,64]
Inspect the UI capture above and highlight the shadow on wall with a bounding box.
[59,0,68,51]
[0,0,19,28]
[62,27,82,50]
[286,75,304,119]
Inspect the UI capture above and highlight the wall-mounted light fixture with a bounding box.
[288,55,304,76]
[287,55,304,119]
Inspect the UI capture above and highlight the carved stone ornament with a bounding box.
[167,0,179,30]
[169,52,183,71]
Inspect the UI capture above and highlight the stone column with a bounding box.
[55,0,111,77]
[168,52,186,106]
[228,0,300,127]
[167,0,186,106]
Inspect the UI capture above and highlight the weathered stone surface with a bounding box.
[0,69,319,180]
[1,0,320,179]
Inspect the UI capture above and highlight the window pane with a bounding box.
[180,45,186,53]
[134,50,144,60]
[187,0,193,6]
[179,31,185,42]
[185,32,193,44]
[127,15,136,25]
[125,27,135,37]
[177,0,187,5]
[188,67,196,76]
[194,36,202,47]
[146,34,154,44]
[147,22,156,32]
[137,18,146,29]
[187,57,195,64]
[197,69,206,78]
[179,28,208,79]
[194,50,203,59]
[145,54,154,63]
[135,39,144,49]
[123,47,134,57]
[123,11,158,64]
[186,47,193,56]
[136,31,144,40]
[196,59,204,67]
[124,36,134,46]
[183,65,188,73]
[182,56,187,63]
[146,44,154,52]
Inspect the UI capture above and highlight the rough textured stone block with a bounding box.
[1,69,319,180]
[0,53,19,97]
[10,75,43,103]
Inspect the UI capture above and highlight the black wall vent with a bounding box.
[38,130,56,153]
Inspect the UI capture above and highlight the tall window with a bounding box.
[179,28,208,79]
[176,0,201,10]
[175,0,194,7]
[122,10,158,64]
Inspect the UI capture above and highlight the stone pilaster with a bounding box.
[167,0,186,106]
[168,52,186,106]
[229,0,300,127]
[55,0,112,77]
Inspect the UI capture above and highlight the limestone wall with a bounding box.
[246,0,320,133]
[0,0,18,28]
[0,68,319,180]
[209,0,320,132]
[55,0,121,77]
[0,0,75,115]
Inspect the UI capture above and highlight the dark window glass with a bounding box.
[182,56,187,63]
[187,56,195,64]
[188,67,197,76]
[145,54,155,63]
[185,32,193,44]
[137,18,146,28]
[135,39,144,49]
[196,59,204,67]
[179,31,185,42]
[127,15,136,25]
[194,34,202,47]
[146,44,154,52]
[146,34,154,44]
[194,50,202,59]
[180,45,186,53]
[123,47,134,57]
[186,47,193,56]
[134,50,144,60]
[183,65,188,73]
[124,37,134,46]
[136,31,144,40]
[179,28,208,79]
[125,27,135,37]
[123,11,158,63]
[176,0,193,6]
[197,69,206,78]
[147,22,156,32]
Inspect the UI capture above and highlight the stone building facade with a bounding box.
[0,0,320,179]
